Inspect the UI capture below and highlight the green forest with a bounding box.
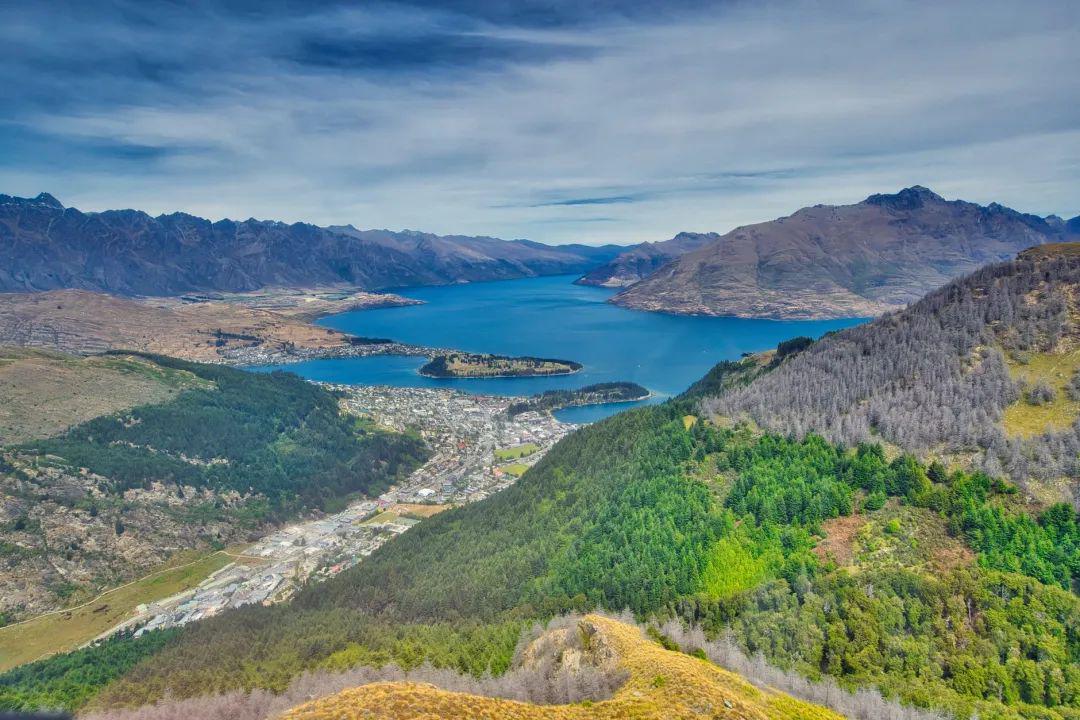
[506,381,650,417]
[22,353,429,519]
[3,356,1079,719]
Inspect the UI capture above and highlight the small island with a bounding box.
[507,381,650,417]
[419,352,582,379]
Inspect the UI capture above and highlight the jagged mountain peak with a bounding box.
[32,192,64,209]
[864,185,945,209]
[0,192,64,209]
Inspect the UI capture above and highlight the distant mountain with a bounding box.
[612,186,1078,319]
[574,231,718,287]
[0,193,625,296]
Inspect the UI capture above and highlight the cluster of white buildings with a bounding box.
[342,385,572,504]
[105,385,572,641]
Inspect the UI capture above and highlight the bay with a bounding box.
[255,275,864,422]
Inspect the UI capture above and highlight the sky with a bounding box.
[1,0,1077,245]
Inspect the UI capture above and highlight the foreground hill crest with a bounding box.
[281,614,842,720]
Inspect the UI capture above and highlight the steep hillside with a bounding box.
[5,270,1080,720]
[0,348,206,445]
[0,193,623,296]
[613,186,1077,319]
[0,352,426,623]
[575,232,718,288]
[701,244,1080,504]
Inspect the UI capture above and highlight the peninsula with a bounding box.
[419,352,582,378]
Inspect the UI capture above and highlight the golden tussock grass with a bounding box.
[279,615,842,720]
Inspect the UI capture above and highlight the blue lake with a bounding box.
[255,275,864,422]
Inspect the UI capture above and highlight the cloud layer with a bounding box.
[2,0,1077,243]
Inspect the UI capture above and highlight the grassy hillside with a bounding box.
[4,322,1079,720]
[0,348,207,445]
[0,548,233,672]
[1002,350,1080,437]
[24,352,428,517]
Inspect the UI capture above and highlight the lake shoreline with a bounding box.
[251,275,865,421]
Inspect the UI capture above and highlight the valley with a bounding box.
[3,250,1079,720]
[0,354,428,627]
[0,382,572,670]
[97,384,571,641]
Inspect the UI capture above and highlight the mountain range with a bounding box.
[4,189,1077,323]
[602,186,1079,318]
[0,193,623,296]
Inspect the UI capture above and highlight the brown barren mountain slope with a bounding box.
[0,288,407,361]
[613,186,1076,319]
[281,615,842,720]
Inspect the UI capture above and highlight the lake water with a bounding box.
[256,275,864,422]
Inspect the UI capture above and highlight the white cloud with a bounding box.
[1,0,1076,243]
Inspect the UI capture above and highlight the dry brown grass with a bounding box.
[0,348,208,444]
[813,513,867,566]
[1002,350,1080,437]
[389,503,448,519]
[0,289,363,362]
[279,615,843,720]
[1019,242,1080,260]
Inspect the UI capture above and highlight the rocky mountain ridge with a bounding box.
[0,193,624,296]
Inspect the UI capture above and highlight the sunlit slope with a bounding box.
[0,347,207,444]
[281,614,841,720]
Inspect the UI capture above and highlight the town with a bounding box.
[105,385,573,641]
